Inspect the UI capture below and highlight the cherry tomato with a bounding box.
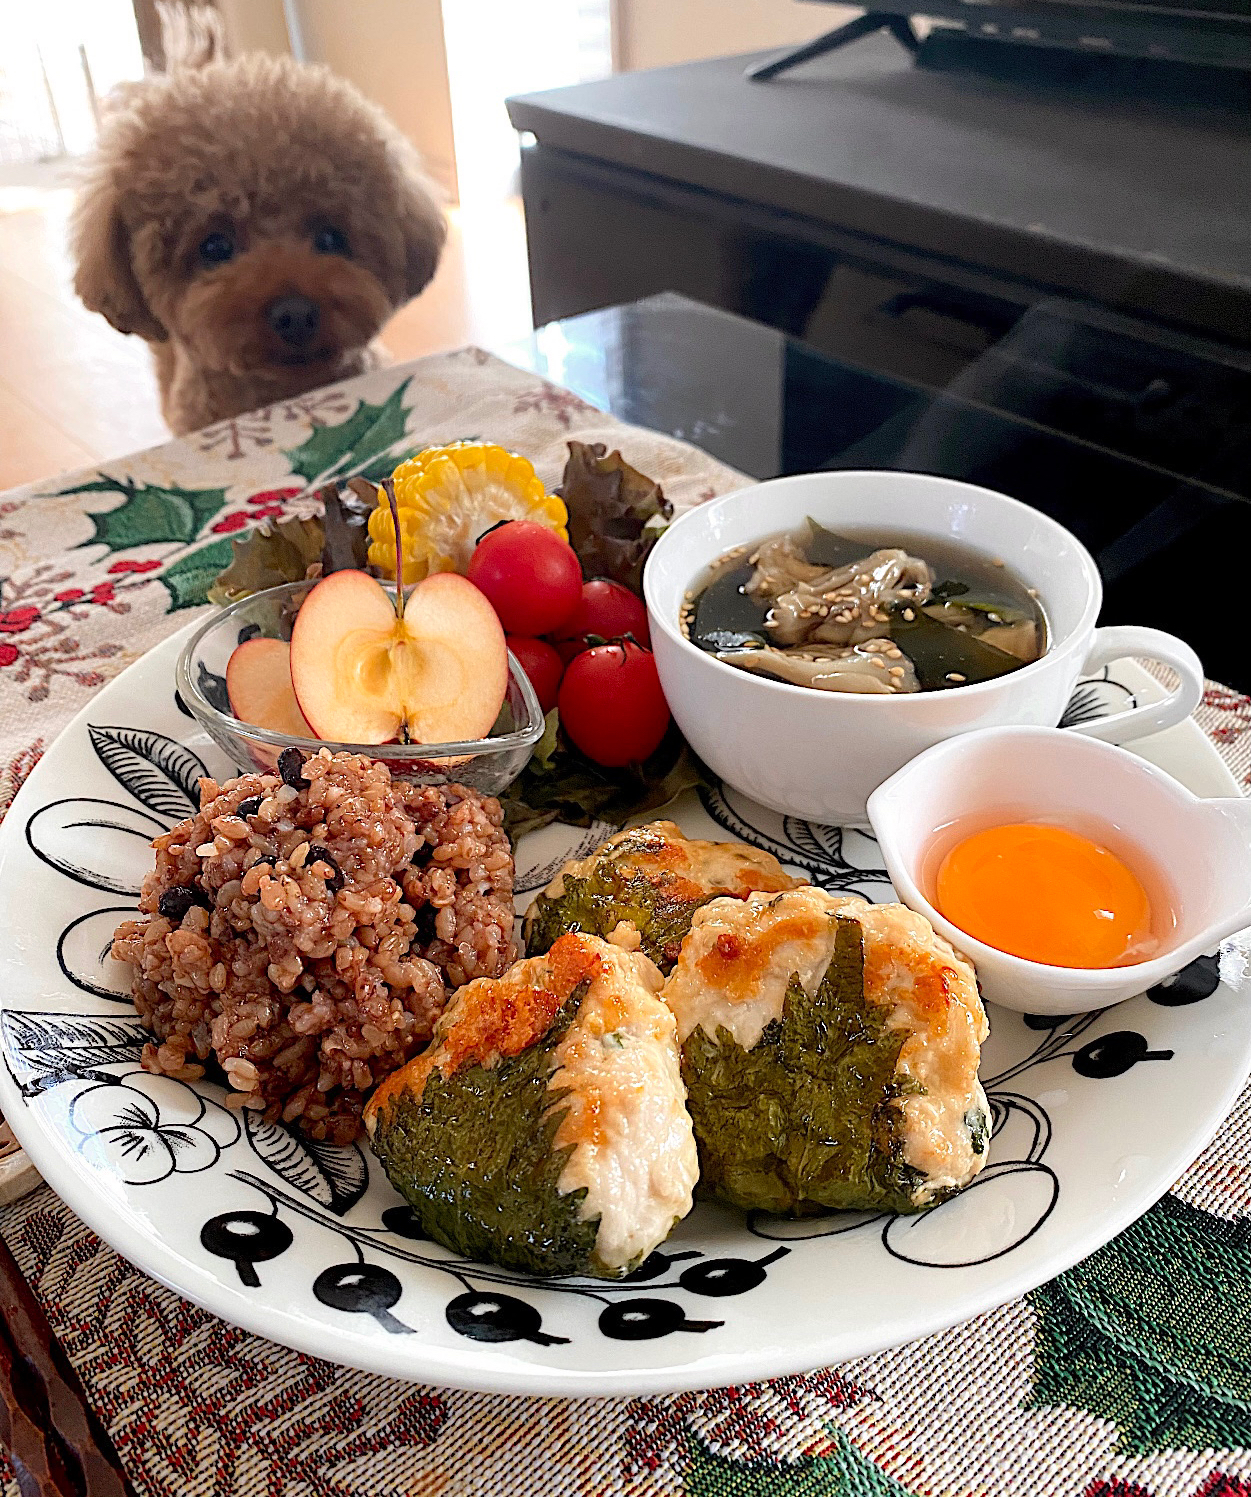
[506,635,563,713]
[467,522,582,636]
[558,641,670,767]
[549,578,650,662]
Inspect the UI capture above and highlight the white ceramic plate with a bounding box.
[0,630,1247,1397]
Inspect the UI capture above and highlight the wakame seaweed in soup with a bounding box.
[686,521,1047,694]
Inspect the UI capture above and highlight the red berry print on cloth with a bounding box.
[0,605,40,634]
[211,512,251,534]
[108,560,162,575]
[0,565,130,702]
[248,487,301,506]
[212,485,303,535]
[1087,1475,1251,1497]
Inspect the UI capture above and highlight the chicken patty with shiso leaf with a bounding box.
[523,819,802,973]
[663,887,990,1215]
[365,931,698,1277]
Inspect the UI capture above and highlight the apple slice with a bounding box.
[226,637,314,741]
[289,569,508,745]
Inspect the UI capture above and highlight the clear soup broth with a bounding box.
[683,520,1048,694]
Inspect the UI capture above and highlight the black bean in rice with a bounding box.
[400,783,516,988]
[112,751,516,1144]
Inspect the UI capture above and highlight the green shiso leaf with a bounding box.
[369,989,604,1277]
[681,914,929,1215]
[523,825,711,972]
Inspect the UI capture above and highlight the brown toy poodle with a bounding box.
[72,53,446,435]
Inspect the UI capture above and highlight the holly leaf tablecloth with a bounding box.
[0,349,1248,1497]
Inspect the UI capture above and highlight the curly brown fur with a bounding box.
[71,54,446,435]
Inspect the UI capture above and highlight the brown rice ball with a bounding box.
[112,750,516,1144]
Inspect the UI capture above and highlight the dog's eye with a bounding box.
[199,231,235,266]
[312,226,350,257]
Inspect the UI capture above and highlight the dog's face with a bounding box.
[72,56,446,378]
[141,196,399,379]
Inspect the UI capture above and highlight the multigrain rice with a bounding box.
[112,751,516,1143]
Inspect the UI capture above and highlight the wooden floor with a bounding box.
[0,180,534,492]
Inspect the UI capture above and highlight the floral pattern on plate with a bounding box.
[0,627,1245,1396]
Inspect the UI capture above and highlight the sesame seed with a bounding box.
[902,608,915,621]
[993,557,1005,567]
[195,842,217,858]
[947,672,966,683]
[889,666,905,677]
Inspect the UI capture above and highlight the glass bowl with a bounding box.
[176,580,546,795]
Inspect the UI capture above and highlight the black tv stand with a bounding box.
[746,11,918,81]
[747,1,1251,81]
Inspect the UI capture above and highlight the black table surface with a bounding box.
[500,292,1251,693]
[507,38,1251,334]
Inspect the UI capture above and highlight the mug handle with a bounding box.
[1066,625,1203,743]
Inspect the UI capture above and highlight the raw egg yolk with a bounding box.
[935,823,1154,968]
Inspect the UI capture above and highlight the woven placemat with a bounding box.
[0,349,1247,1497]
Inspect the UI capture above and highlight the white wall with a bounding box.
[283,0,459,197]
[215,0,292,58]
[614,0,857,71]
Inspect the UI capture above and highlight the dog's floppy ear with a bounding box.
[70,168,167,343]
[393,157,448,301]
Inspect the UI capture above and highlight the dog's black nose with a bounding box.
[266,294,320,347]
